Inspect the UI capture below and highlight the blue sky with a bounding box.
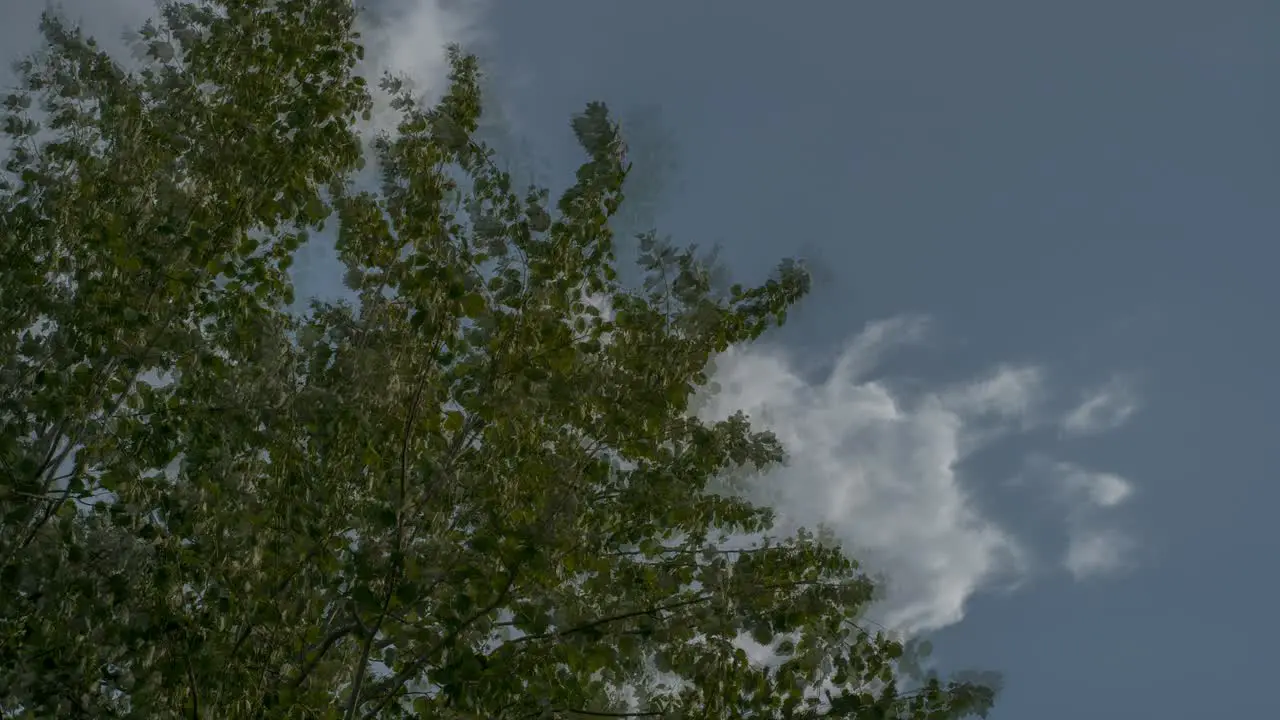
[6,1,1278,716]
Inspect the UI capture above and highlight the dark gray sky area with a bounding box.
[4,1,1277,717]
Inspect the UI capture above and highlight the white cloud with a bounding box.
[939,364,1045,456]
[1061,376,1139,437]
[941,365,1044,421]
[1049,461,1135,509]
[696,318,1142,636]
[826,315,930,382]
[697,319,1037,636]
[353,0,489,140]
[1064,529,1135,580]
[1068,470,1133,508]
[1034,459,1138,580]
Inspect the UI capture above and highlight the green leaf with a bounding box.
[460,292,486,318]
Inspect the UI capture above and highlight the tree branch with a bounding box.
[289,622,359,691]
[185,653,200,720]
[563,711,663,718]
[343,580,396,719]
[360,561,521,720]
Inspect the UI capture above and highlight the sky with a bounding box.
[4,1,1279,717]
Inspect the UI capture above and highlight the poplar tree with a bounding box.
[0,3,997,717]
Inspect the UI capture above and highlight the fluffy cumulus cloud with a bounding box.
[1061,376,1139,437]
[696,318,1142,635]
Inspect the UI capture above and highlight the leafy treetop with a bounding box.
[0,2,997,718]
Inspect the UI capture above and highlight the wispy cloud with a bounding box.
[698,318,1142,635]
[1030,458,1138,581]
[1051,461,1135,508]
[1061,376,1139,437]
[1064,529,1135,580]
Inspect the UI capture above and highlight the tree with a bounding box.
[0,2,998,718]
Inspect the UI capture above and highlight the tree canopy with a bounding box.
[0,2,998,718]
